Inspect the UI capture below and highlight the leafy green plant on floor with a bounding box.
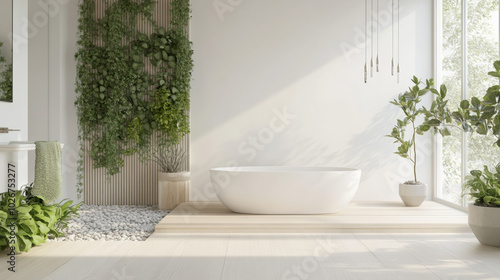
[0,184,81,253]
[0,41,13,102]
[75,0,193,197]
[452,61,500,207]
[387,77,451,184]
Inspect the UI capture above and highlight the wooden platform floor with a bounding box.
[155,201,470,233]
[1,232,500,279]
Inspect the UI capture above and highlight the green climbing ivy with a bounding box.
[75,0,193,197]
[0,41,13,102]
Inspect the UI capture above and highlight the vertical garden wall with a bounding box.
[75,0,193,204]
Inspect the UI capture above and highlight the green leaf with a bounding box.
[494,60,500,72]
[16,206,32,214]
[16,234,32,252]
[0,211,7,221]
[452,112,464,122]
[460,100,470,109]
[17,212,32,220]
[36,221,50,234]
[153,52,161,60]
[34,214,50,223]
[440,84,447,98]
[162,51,169,61]
[31,204,42,214]
[427,119,441,126]
[60,201,73,211]
[477,124,488,135]
[31,234,46,246]
[471,97,481,108]
[419,124,430,132]
[470,170,482,178]
[439,128,451,136]
[481,111,495,120]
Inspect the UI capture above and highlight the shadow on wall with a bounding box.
[325,104,400,183]
[255,104,400,185]
[191,104,400,201]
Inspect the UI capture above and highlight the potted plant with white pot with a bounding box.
[388,77,451,207]
[451,61,500,246]
[153,143,189,211]
[462,166,500,246]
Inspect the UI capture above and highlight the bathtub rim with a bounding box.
[209,166,361,173]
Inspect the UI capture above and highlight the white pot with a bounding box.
[468,204,500,247]
[158,172,190,211]
[399,183,427,207]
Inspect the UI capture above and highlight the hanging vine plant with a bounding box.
[75,0,193,197]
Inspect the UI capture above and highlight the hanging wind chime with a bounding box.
[365,0,400,83]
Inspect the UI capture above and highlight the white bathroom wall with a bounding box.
[0,0,28,141]
[190,0,434,201]
[28,0,80,202]
[27,0,434,203]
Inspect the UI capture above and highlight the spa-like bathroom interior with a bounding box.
[1,0,500,279]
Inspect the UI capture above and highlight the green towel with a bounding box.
[33,141,62,203]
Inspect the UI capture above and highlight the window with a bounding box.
[435,0,500,208]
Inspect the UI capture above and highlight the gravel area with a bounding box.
[50,204,170,241]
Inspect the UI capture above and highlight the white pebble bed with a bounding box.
[50,204,170,242]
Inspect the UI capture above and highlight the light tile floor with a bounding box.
[1,201,498,280]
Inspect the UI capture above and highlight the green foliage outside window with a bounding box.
[440,0,500,204]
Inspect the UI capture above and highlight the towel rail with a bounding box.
[0,127,20,133]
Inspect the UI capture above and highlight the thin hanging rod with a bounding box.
[376,0,379,72]
[391,0,394,76]
[371,0,374,77]
[397,0,400,83]
[364,0,368,83]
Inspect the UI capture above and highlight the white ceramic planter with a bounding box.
[158,172,190,211]
[399,183,427,207]
[468,204,500,247]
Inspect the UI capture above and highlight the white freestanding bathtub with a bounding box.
[209,166,361,214]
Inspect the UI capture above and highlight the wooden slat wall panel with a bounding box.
[84,0,190,205]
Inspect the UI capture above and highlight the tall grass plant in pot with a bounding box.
[154,144,189,211]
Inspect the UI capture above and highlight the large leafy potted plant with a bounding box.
[462,166,500,246]
[388,77,451,206]
[153,143,189,210]
[452,61,500,246]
